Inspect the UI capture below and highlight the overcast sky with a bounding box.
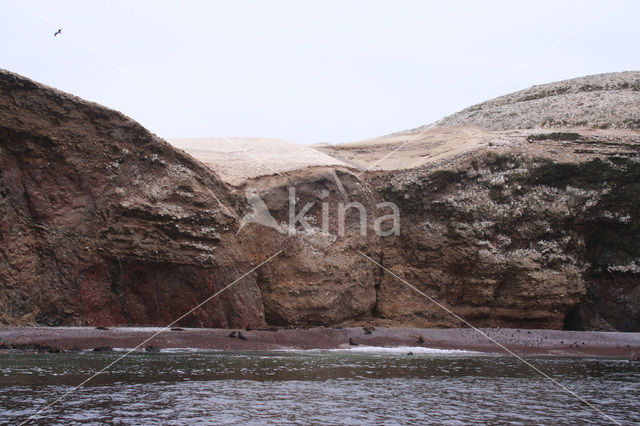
[1,0,639,144]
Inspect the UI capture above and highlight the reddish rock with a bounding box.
[1,69,639,331]
[0,69,264,328]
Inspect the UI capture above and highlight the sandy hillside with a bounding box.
[425,71,640,131]
[315,126,640,171]
[317,72,640,171]
[168,137,349,186]
[314,126,495,171]
[171,73,639,181]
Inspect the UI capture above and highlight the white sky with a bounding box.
[1,0,639,144]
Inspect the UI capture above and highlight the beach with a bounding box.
[2,326,639,358]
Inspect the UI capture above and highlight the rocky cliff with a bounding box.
[0,69,264,327]
[1,69,639,331]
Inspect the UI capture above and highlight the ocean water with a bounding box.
[1,348,639,425]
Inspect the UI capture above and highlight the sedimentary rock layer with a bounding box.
[1,69,639,331]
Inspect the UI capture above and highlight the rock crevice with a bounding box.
[1,69,638,331]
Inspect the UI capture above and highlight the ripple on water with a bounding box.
[1,352,639,424]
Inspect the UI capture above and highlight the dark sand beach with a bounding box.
[2,326,639,358]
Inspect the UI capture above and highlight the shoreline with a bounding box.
[1,326,640,358]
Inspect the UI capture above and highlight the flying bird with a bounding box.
[54,29,62,37]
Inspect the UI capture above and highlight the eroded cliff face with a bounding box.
[240,140,639,331]
[368,149,640,331]
[1,69,639,331]
[0,70,264,327]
